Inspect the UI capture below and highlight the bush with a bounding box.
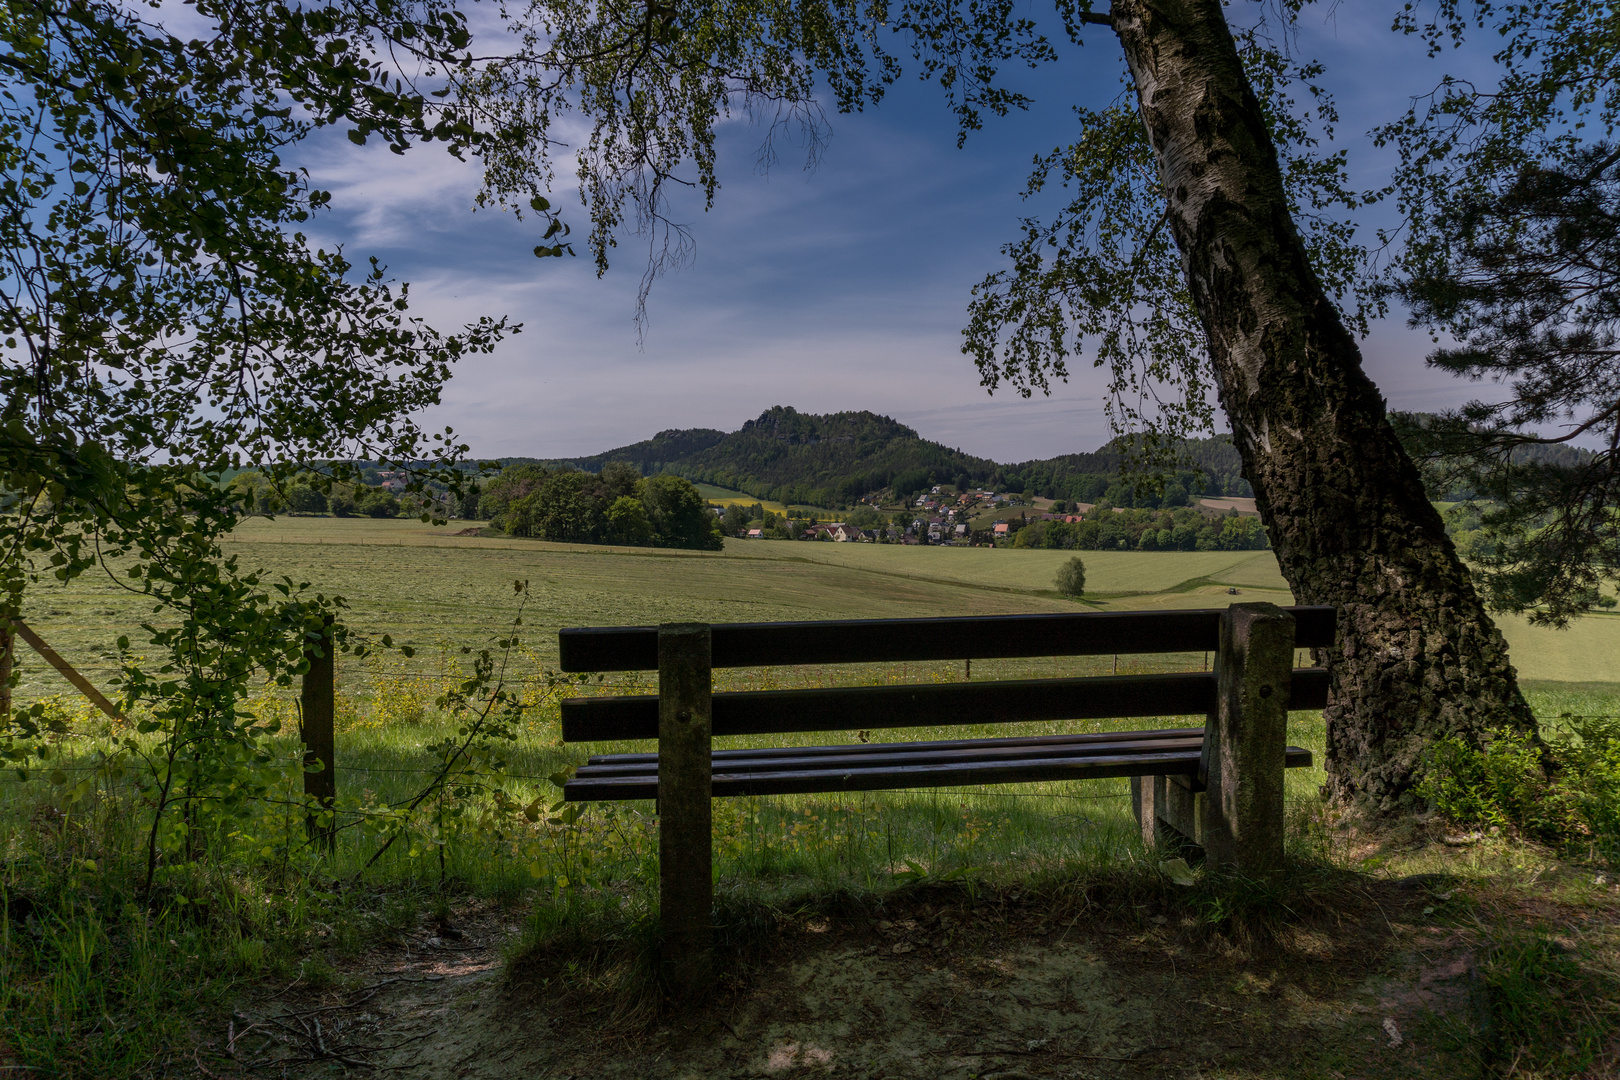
[1421,719,1620,862]
[1054,556,1086,597]
[285,483,327,514]
[360,490,400,518]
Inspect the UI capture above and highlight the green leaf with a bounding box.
[1158,857,1197,886]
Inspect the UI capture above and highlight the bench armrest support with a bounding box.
[658,623,713,987]
[1203,603,1295,874]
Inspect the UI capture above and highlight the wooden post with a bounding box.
[301,617,336,851]
[1201,602,1294,874]
[0,624,11,722]
[1132,774,1205,853]
[658,622,713,989]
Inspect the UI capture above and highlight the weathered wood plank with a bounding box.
[562,668,1330,743]
[656,623,713,990]
[1202,603,1295,874]
[564,745,1313,801]
[576,734,1209,777]
[559,606,1337,672]
[590,724,1207,765]
[11,618,127,723]
[592,725,1205,767]
[301,618,336,852]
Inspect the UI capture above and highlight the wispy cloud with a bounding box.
[267,4,1522,464]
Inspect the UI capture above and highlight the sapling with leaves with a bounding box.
[0,0,572,881]
[354,581,606,884]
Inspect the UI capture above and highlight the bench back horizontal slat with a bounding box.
[561,666,1330,742]
[557,605,1337,672]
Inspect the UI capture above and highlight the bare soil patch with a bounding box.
[204,874,1514,1079]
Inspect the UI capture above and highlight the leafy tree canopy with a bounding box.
[483,462,722,550]
[1385,1,1620,624]
[0,0,558,801]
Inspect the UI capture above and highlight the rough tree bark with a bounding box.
[1109,0,1537,812]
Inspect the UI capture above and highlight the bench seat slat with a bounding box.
[576,734,1209,778]
[562,668,1330,743]
[587,725,1207,765]
[563,746,1314,801]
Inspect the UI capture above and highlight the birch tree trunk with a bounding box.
[1111,0,1537,812]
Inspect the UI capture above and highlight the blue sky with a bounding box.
[299,3,1503,464]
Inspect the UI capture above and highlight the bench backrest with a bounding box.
[558,605,1336,742]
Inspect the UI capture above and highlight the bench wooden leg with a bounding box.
[1203,603,1294,875]
[658,623,713,990]
[1132,775,1205,855]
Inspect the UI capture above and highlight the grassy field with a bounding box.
[12,515,1616,856]
[5,517,1619,1077]
[15,517,1615,705]
[691,482,834,515]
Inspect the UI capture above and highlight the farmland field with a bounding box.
[7,514,1617,914]
[11,516,1618,708]
[691,482,832,515]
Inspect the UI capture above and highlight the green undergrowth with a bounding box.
[1422,685,1620,865]
[2,679,1617,1077]
[1469,925,1620,1078]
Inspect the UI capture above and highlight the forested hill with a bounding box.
[518,405,1256,510]
[558,406,996,508]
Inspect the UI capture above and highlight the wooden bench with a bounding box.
[557,601,1335,984]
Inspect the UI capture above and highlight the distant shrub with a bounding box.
[360,490,400,518]
[285,483,327,514]
[1054,556,1086,597]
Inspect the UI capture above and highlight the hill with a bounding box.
[540,405,1255,510]
[560,406,998,508]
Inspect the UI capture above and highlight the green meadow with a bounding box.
[10,514,1615,887]
[5,516,1618,1077]
[690,481,832,515]
[17,516,1615,703]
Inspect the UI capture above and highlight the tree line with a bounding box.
[478,463,721,550]
[1013,507,1268,552]
[225,471,430,519]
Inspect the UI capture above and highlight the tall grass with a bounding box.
[4,649,1616,1076]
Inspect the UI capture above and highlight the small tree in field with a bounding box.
[1055,557,1086,598]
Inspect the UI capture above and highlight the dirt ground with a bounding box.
[202,871,1523,1080]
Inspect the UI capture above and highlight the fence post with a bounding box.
[658,622,713,990]
[1201,602,1294,874]
[301,616,336,851]
[0,624,11,722]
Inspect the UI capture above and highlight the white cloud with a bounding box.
[269,3,1538,465]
